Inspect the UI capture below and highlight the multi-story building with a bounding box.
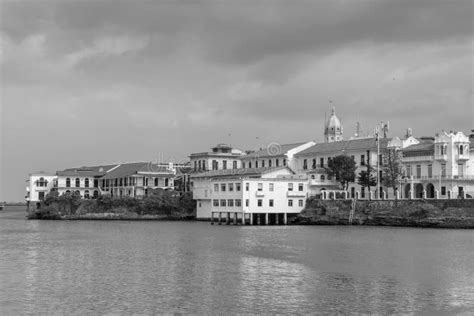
[240,141,316,171]
[25,172,57,202]
[190,144,245,172]
[192,167,308,222]
[56,165,118,198]
[401,131,474,198]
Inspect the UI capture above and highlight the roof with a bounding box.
[242,142,308,159]
[101,162,173,180]
[295,138,391,156]
[190,166,293,179]
[56,164,118,177]
[402,143,434,156]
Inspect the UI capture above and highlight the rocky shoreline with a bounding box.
[292,198,474,228]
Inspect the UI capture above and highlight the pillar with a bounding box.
[356,191,360,200]
[435,190,439,199]
[369,191,373,200]
[395,190,400,200]
[422,190,427,199]
[448,190,452,199]
[233,212,237,225]
[275,213,279,225]
[283,213,288,225]
[257,214,261,225]
[211,212,214,225]
[218,212,222,225]
[250,213,253,225]
[241,212,245,225]
[265,213,269,225]
[226,212,230,225]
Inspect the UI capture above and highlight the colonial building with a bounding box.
[401,131,474,199]
[56,165,118,198]
[240,141,316,171]
[190,144,245,172]
[25,172,57,202]
[192,167,308,222]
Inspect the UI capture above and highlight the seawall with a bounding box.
[292,199,474,228]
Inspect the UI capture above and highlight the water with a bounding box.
[1,206,473,314]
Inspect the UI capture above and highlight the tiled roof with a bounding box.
[295,138,391,156]
[243,142,308,159]
[402,143,434,156]
[101,162,173,180]
[56,164,118,177]
[191,166,293,179]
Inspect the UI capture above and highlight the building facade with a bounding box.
[190,144,245,172]
[26,173,57,202]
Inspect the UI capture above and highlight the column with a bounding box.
[242,212,245,225]
[275,213,279,225]
[422,190,427,199]
[283,213,288,225]
[435,190,439,199]
[226,212,230,225]
[211,212,214,225]
[233,212,237,225]
[218,212,222,225]
[265,213,269,225]
[257,214,261,225]
[249,213,253,225]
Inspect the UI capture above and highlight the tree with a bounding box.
[357,164,376,192]
[324,155,357,190]
[382,148,405,195]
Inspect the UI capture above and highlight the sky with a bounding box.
[1,0,473,201]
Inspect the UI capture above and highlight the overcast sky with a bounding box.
[1,0,473,201]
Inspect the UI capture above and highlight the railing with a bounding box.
[287,190,306,197]
[402,156,434,162]
[417,175,474,181]
[434,154,447,160]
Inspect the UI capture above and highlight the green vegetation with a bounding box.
[29,189,196,220]
[382,148,405,195]
[324,155,357,190]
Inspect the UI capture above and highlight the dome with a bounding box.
[324,106,343,142]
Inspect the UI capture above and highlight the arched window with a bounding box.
[65,190,71,194]
[242,162,246,169]
[256,161,259,168]
[460,145,464,155]
[283,159,287,166]
[93,190,99,198]
[233,161,238,169]
[154,178,158,186]
[268,160,272,167]
[84,190,90,199]
[249,162,252,169]
[75,178,80,188]
[165,178,169,187]
[320,175,325,181]
[312,159,316,169]
[85,178,89,188]
[66,178,71,187]
[276,159,279,167]
[311,175,315,179]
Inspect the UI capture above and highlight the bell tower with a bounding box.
[324,106,343,143]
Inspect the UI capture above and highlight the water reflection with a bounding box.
[0,208,473,314]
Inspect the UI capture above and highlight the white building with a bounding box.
[56,165,117,198]
[26,172,57,202]
[192,167,308,223]
[401,130,474,198]
[190,144,245,172]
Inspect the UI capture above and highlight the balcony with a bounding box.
[456,153,469,161]
[287,190,306,197]
[434,154,447,161]
[255,191,265,197]
[402,155,434,163]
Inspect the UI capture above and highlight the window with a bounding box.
[269,183,274,191]
[299,199,304,207]
[360,155,365,166]
[213,200,219,207]
[229,183,234,191]
[460,145,464,155]
[198,160,202,170]
[320,158,324,168]
[124,178,128,186]
[242,162,246,169]
[441,186,446,195]
[245,199,249,207]
[288,199,293,207]
[262,161,265,168]
[228,199,234,207]
[249,162,252,169]
[288,183,293,191]
[75,178,80,188]
[84,178,89,188]
[283,159,287,166]
[233,161,238,169]
[428,164,432,178]
[223,160,227,170]
[406,165,412,177]
[361,187,365,198]
[303,159,308,170]
[93,190,99,198]
[235,199,242,207]
[312,159,316,169]
[269,199,274,207]
[276,159,279,167]
[256,161,259,168]
[416,165,421,179]
[257,199,263,207]
[269,160,272,167]
[379,154,383,164]
[258,183,263,191]
[220,200,226,207]
[214,184,219,192]
[94,179,98,188]
[221,184,226,192]
[212,160,218,170]
[246,183,249,191]
[458,164,464,177]
[66,178,71,187]
[298,183,304,191]
[236,183,241,191]
[321,175,325,181]
[155,178,159,186]
[441,164,446,177]
[194,161,197,171]
[120,178,123,186]
[84,190,90,199]
[38,192,45,201]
